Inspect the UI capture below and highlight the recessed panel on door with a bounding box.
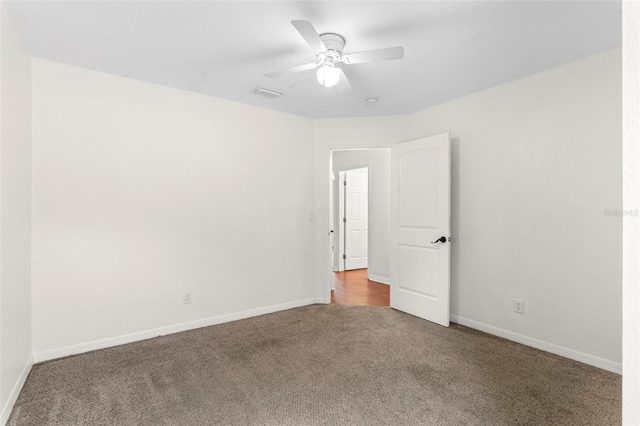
[349,230,361,259]
[398,245,439,299]
[350,193,360,220]
[398,149,438,229]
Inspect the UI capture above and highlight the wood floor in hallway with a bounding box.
[331,269,390,307]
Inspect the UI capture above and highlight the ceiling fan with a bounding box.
[265,20,405,94]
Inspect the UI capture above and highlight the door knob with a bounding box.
[431,236,447,244]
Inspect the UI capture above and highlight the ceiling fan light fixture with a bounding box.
[317,63,340,88]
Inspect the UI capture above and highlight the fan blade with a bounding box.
[264,62,319,78]
[291,20,326,52]
[336,68,352,94]
[342,46,404,64]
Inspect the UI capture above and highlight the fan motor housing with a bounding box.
[319,33,345,63]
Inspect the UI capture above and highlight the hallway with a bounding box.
[331,269,390,307]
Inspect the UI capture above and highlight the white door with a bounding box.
[390,133,451,326]
[344,168,368,270]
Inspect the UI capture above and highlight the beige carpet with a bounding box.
[9,305,620,425]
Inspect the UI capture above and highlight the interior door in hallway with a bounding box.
[390,133,451,327]
[344,168,368,270]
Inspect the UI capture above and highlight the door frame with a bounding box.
[335,170,348,272]
[321,143,395,303]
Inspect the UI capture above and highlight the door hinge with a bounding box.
[343,218,346,223]
[343,254,346,260]
[343,180,347,186]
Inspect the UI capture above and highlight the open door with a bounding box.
[344,168,368,270]
[390,133,451,326]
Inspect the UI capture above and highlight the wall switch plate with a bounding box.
[514,298,524,314]
[183,291,192,304]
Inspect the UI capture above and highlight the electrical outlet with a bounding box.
[183,291,192,304]
[514,298,524,314]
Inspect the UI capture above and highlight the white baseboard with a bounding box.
[33,298,318,364]
[450,314,621,374]
[0,356,33,426]
[367,274,390,285]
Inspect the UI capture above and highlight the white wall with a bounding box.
[332,150,390,283]
[0,4,32,423]
[31,59,316,360]
[315,48,622,372]
[622,1,640,423]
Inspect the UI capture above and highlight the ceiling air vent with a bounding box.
[251,87,283,99]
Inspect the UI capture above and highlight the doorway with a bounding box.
[329,150,390,306]
[326,136,449,312]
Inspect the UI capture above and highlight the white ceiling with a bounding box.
[6,1,621,119]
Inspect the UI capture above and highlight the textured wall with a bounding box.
[31,59,316,359]
[400,48,622,371]
[0,4,32,422]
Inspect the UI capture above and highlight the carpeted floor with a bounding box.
[9,305,620,425]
